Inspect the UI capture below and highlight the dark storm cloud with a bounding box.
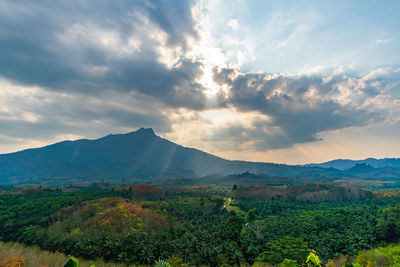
[0,88,173,142]
[210,67,395,150]
[0,111,169,141]
[0,0,208,145]
[1,0,399,154]
[0,0,205,109]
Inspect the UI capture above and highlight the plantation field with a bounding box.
[2,183,400,266]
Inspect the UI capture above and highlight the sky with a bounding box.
[0,0,400,164]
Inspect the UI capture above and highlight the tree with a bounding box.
[226,215,244,241]
[247,208,259,222]
[306,250,321,267]
[279,259,298,267]
[256,236,309,265]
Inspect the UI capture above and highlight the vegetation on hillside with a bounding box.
[1,183,400,266]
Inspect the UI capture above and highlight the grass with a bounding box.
[0,242,135,267]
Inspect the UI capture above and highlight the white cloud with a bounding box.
[376,38,391,45]
[277,41,287,48]
[1,0,400,164]
[227,19,239,30]
[210,66,400,150]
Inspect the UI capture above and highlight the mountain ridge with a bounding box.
[306,157,400,170]
[0,128,341,185]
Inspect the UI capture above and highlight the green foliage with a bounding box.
[251,263,270,267]
[330,245,400,266]
[63,257,79,267]
[356,245,400,266]
[376,203,400,242]
[167,255,183,267]
[255,236,309,265]
[226,215,244,240]
[279,258,299,267]
[306,250,321,266]
[247,208,259,222]
[0,190,116,244]
[1,185,400,266]
[343,255,353,267]
[154,259,171,267]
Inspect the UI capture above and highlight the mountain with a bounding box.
[306,158,400,170]
[0,128,339,185]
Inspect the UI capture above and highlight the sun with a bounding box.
[200,64,220,96]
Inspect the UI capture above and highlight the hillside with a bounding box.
[2,185,400,265]
[0,128,339,185]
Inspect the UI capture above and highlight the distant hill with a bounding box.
[0,128,339,185]
[306,158,400,170]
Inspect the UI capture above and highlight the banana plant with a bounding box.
[63,258,79,267]
[62,257,95,267]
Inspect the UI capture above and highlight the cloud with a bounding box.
[277,41,287,48]
[210,67,400,150]
[227,19,239,30]
[1,0,400,161]
[0,0,206,109]
[376,39,391,45]
[0,0,213,150]
[0,78,172,152]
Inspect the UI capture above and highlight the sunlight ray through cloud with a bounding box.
[0,0,400,163]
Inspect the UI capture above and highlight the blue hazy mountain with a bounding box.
[306,158,400,170]
[0,128,339,185]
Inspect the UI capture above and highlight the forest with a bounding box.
[1,183,400,266]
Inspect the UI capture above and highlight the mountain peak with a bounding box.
[135,127,155,136]
[100,128,156,141]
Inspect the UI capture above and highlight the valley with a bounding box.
[1,181,400,266]
[1,129,400,266]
